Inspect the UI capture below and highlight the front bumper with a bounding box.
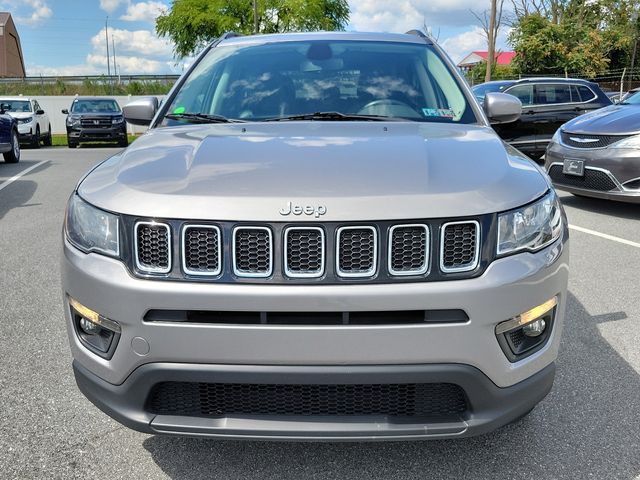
[546,142,640,203]
[63,232,568,439]
[74,360,556,441]
[67,126,126,142]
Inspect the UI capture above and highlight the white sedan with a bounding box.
[0,97,52,148]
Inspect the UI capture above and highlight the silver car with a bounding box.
[62,31,569,441]
[546,93,640,203]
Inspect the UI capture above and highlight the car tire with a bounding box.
[68,137,78,149]
[43,125,52,146]
[3,130,20,163]
[31,126,41,149]
[118,137,129,147]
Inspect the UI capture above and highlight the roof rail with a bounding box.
[404,30,433,44]
[220,32,242,40]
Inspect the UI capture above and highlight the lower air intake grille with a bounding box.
[148,382,468,418]
[233,227,272,277]
[548,165,618,192]
[389,225,429,275]
[135,222,171,273]
[337,226,377,277]
[441,222,479,273]
[183,225,221,275]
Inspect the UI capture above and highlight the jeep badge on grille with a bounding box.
[279,202,327,218]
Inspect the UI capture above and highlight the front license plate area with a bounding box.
[563,159,584,176]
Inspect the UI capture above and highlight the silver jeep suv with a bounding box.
[62,31,569,441]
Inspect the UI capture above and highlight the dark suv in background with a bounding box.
[62,97,128,148]
[474,78,612,160]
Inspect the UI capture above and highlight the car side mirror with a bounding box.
[484,92,522,124]
[123,97,159,126]
[36,109,45,115]
[62,109,69,114]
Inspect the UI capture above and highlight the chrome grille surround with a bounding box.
[134,221,172,274]
[388,224,430,276]
[336,226,378,278]
[284,227,325,278]
[181,224,222,276]
[439,221,480,273]
[232,226,273,278]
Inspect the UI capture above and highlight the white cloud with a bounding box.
[11,0,52,25]
[91,27,173,58]
[121,1,167,22]
[87,53,170,74]
[441,27,486,63]
[99,0,128,14]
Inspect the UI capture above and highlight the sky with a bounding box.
[3,0,510,76]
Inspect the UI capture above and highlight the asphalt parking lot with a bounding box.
[1,148,639,480]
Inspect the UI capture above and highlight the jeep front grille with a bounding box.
[135,222,171,274]
[285,227,325,278]
[129,218,485,282]
[389,224,429,275]
[440,221,479,273]
[233,227,273,277]
[182,225,221,276]
[336,226,377,277]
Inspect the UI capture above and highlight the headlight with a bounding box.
[550,129,561,144]
[610,134,640,149]
[67,115,81,127]
[65,195,120,257]
[497,190,563,256]
[17,117,33,124]
[112,116,124,124]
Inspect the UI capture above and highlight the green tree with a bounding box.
[156,0,350,58]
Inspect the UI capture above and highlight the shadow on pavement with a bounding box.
[143,292,640,480]
[559,193,640,221]
[0,179,39,220]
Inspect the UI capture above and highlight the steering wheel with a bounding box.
[357,98,418,116]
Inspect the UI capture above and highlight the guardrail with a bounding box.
[0,75,180,85]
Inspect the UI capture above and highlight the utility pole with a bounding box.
[105,17,111,78]
[112,35,117,83]
[253,0,258,34]
[485,0,497,83]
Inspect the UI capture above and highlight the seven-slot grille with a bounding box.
[440,221,480,273]
[132,221,483,280]
[336,226,377,277]
[182,225,221,276]
[285,227,325,278]
[233,227,273,277]
[135,222,171,274]
[389,225,429,275]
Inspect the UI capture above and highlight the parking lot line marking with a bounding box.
[0,160,49,193]
[569,224,640,249]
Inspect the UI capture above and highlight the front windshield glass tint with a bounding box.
[472,82,512,98]
[1,100,31,112]
[624,91,640,104]
[71,99,121,113]
[164,40,476,123]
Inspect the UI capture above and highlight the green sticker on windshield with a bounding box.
[173,106,186,114]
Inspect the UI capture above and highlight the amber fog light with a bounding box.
[69,297,121,359]
[496,297,557,362]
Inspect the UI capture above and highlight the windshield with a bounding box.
[472,82,514,100]
[623,91,640,105]
[0,100,32,113]
[163,40,476,124]
[71,99,121,114]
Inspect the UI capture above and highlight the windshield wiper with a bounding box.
[262,111,400,122]
[165,113,246,123]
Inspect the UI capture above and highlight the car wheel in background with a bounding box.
[118,137,129,148]
[31,126,41,149]
[3,130,20,163]
[43,125,52,146]
[68,137,78,149]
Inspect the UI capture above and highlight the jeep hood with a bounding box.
[562,104,640,135]
[78,122,549,221]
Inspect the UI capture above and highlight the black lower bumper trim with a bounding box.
[73,361,555,441]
